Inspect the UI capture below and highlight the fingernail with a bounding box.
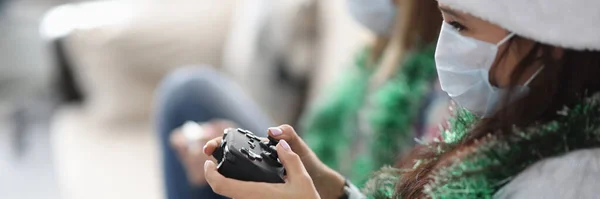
[203,144,209,154]
[204,160,211,171]
[280,140,291,151]
[269,127,283,136]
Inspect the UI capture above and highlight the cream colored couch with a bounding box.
[44,0,370,198]
[46,1,235,198]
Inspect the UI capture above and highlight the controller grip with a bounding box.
[213,128,232,162]
[213,145,224,162]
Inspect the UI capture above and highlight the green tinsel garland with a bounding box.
[368,45,438,172]
[302,48,371,172]
[364,93,600,199]
[302,45,438,186]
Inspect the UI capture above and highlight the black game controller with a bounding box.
[212,128,285,183]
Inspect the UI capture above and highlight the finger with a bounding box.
[203,137,222,156]
[268,125,313,159]
[204,160,283,198]
[276,140,312,183]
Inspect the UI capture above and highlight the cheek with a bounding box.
[489,43,517,87]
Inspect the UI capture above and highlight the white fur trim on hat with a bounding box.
[438,0,600,50]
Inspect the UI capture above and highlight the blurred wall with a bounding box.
[0,1,71,199]
[0,0,66,102]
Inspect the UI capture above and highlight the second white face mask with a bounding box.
[435,22,540,117]
[347,0,397,35]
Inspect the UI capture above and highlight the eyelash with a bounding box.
[448,21,467,32]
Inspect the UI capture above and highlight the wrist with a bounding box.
[311,166,346,199]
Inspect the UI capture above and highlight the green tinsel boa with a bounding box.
[364,93,600,198]
[302,45,438,186]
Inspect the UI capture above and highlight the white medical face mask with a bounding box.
[435,22,542,117]
[347,0,397,35]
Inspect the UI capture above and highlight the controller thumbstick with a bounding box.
[269,145,278,154]
[267,136,279,145]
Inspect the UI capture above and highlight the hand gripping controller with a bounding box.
[212,128,285,183]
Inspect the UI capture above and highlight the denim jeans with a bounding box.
[155,66,273,199]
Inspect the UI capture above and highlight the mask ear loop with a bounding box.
[497,32,516,46]
[524,65,545,86]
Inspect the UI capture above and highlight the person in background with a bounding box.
[156,66,274,199]
[301,0,447,186]
[155,0,447,198]
[202,0,600,198]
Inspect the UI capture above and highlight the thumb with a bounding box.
[276,140,311,183]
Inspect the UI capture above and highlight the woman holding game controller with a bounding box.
[203,0,600,198]
[156,0,448,198]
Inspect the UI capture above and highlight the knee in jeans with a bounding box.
[157,65,223,100]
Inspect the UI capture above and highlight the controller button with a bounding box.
[248,151,261,161]
[265,151,277,159]
[267,136,279,145]
[261,152,271,158]
[237,128,247,134]
[255,155,263,161]
[249,142,256,149]
[263,150,278,159]
[245,134,254,139]
[259,141,269,149]
[240,147,249,156]
[261,152,282,166]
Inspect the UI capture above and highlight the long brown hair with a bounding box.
[395,36,600,198]
[368,0,442,86]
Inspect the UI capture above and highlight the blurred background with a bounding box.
[0,0,372,198]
